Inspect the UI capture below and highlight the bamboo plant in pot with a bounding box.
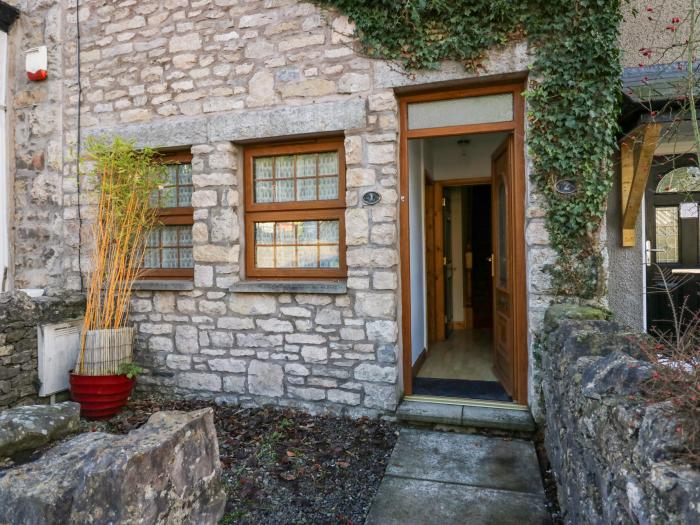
[70,137,163,419]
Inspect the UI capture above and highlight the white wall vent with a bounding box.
[38,319,83,397]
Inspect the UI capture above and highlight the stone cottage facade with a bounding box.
[2,0,554,417]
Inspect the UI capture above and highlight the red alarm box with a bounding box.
[26,46,48,81]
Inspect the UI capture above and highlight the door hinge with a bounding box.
[442,197,446,207]
[443,257,447,266]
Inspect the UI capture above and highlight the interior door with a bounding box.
[443,187,454,338]
[491,136,515,396]
[645,161,700,335]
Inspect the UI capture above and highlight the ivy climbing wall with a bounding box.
[316,0,623,301]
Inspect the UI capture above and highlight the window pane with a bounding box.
[298,221,318,244]
[162,248,178,268]
[161,186,177,207]
[276,246,296,268]
[276,156,294,179]
[255,180,273,203]
[319,176,338,200]
[656,167,700,193]
[498,181,507,286]
[178,164,192,185]
[252,219,340,270]
[255,157,273,180]
[144,248,159,268]
[276,178,294,202]
[179,247,194,268]
[252,150,341,204]
[255,222,274,244]
[408,93,513,130]
[655,207,679,263]
[162,227,178,246]
[298,246,318,267]
[319,246,339,268]
[256,247,275,268]
[297,177,317,201]
[319,152,338,175]
[297,154,316,178]
[276,222,296,244]
[320,220,339,242]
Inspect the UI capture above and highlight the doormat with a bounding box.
[412,377,511,402]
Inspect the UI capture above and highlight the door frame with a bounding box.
[398,81,528,404]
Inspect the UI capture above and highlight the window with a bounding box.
[656,166,700,193]
[142,151,194,279]
[244,139,346,279]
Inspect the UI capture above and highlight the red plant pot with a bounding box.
[69,373,135,419]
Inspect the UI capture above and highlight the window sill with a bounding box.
[230,280,347,295]
[132,280,194,291]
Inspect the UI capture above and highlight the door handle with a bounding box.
[488,255,494,277]
[645,240,663,266]
[671,268,700,275]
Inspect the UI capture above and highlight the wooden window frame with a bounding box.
[244,139,347,280]
[140,150,194,280]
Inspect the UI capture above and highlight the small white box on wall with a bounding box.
[25,45,48,81]
[38,319,83,396]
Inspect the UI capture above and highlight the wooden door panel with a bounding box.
[492,136,515,397]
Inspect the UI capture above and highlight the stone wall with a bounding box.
[5,0,552,414]
[0,291,84,409]
[541,305,700,524]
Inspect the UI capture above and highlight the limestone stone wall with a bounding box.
[6,0,545,414]
[0,291,85,409]
[541,305,700,524]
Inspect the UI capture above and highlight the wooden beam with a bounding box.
[621,123,661,246]
[620,136,635,246]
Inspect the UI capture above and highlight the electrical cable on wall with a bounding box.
[75,0,84,291]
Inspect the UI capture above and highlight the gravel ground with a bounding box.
[80,397,399,525]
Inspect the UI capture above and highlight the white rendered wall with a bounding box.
[0,30,9,291]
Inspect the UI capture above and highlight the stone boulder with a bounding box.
[0,408,226,525]
[0,402,80,458]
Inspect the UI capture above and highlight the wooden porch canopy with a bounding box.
[619,122,661,247]
[619,62,700,247]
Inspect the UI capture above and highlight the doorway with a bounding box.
[399,82,527,405]
[645,157,700,335]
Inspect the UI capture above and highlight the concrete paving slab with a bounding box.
[386,427,544,494]
[365,477,549,525]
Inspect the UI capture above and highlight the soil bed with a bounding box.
[80,397,398,525]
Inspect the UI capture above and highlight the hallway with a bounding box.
[366,427,549,525]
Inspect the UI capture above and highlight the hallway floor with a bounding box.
[366,427,549,525]
[417,329,498,382]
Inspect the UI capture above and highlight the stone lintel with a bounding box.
[230,280,347,295]
[85,99,368,150]
[132,280,194,291]
[208,99,367,142]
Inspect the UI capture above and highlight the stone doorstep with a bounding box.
[396,399,536,433]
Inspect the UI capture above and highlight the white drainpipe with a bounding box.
[0,30,9,291]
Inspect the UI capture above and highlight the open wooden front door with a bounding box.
[491,136,515,397]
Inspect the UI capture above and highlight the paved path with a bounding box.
[366,427,550,525]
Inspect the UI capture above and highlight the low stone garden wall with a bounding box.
[541,305,700,524]
[0,291,84,409]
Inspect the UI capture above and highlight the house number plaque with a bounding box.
[362,191,382,205]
